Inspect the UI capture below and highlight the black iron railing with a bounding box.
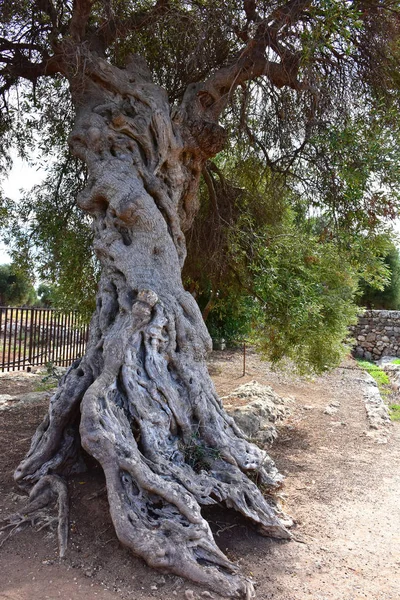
[0,307,90,372]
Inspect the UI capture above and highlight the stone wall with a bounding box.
[352,310,400,361]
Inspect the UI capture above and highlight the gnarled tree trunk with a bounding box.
[14,55,290,599]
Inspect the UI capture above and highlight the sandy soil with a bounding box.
[0,349,399,600]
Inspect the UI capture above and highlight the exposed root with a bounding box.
[0,517,32,548]
[14,359,95,489]
[77,291,290,597]
[13,290,290,597]
[2,475,69,557]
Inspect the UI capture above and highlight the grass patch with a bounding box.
[356,359,390,385]
[34,379,58,392]
[34,362,62,392]
[355,360,400,423]
[355,358,391,398]
[389,404,400,421]
[180,432,221,473]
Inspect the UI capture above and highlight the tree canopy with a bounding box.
[2,1,400,371]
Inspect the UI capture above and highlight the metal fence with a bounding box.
[0,307,90,372]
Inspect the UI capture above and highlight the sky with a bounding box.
[1,154,44,265]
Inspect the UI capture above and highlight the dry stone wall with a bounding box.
[352,310,400,361]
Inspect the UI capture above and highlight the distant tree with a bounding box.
[359,244,400,310]
[0,264,36,306]
[36,283,55,307]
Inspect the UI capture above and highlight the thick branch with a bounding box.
[178,0,311,158]
[0,52,61,87]
[208,0,312,100]
[69,0,94,42]
[0,38,48,53]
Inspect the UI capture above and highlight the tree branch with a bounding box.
[69,0,94,42]
[0,0,63,89]
[178,0,311,157]
[205,0,313,107]
[94,0,171,51]
[0,38,47,54]
[0,51,60,86]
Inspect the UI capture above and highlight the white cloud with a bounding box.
[1,151,46,264]
[3,152,44,201]
[0,242,10,264]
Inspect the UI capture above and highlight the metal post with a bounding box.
[7,307,14,370]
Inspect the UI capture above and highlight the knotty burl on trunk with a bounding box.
[14,56,290,598]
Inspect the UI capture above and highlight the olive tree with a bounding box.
[1,1,400,597]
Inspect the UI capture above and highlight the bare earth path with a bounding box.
[1,349,399,600]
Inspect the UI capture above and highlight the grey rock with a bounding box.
[0,394,14,405]
[330,400,341,408]
[0,391,50,411]
[324,406,338,415]
[224,381,292,446]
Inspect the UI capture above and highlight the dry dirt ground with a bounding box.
[0,349,399,600]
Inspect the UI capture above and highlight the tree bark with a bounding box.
[14,53,290,599]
